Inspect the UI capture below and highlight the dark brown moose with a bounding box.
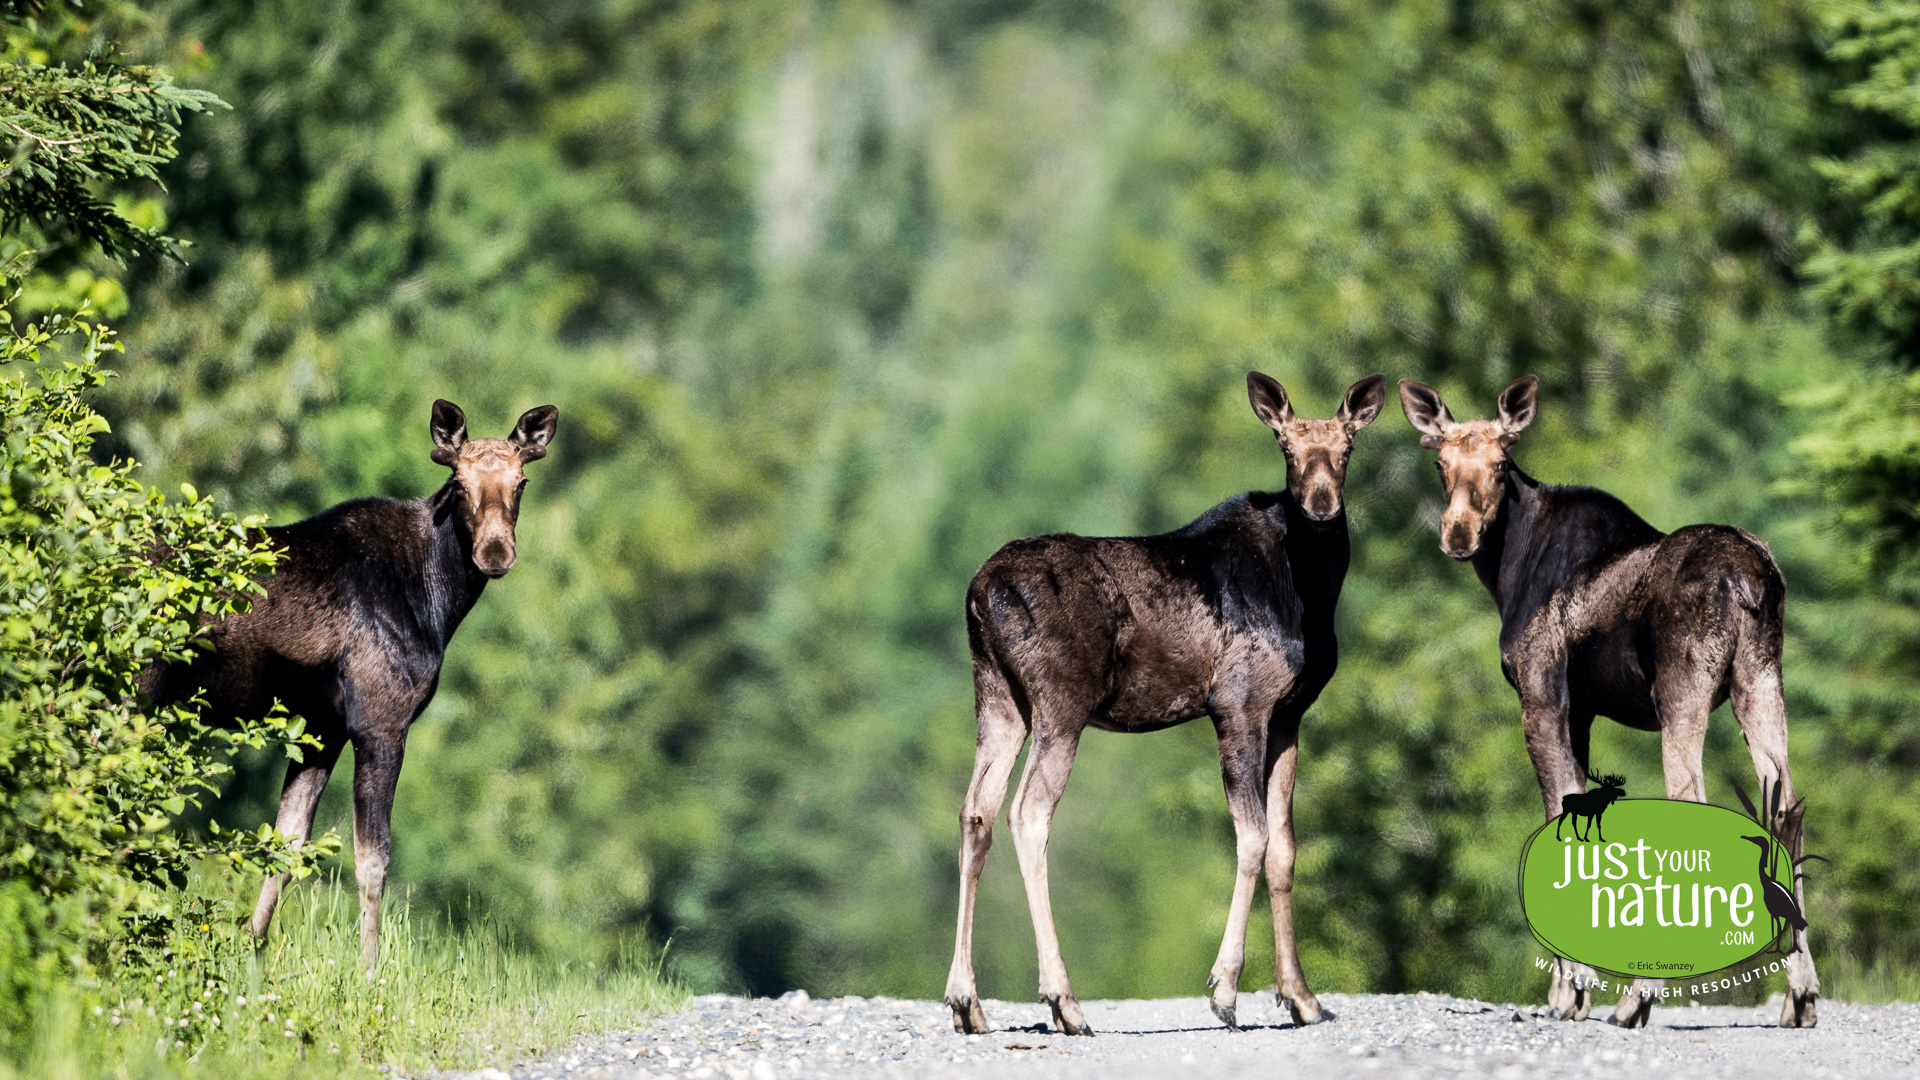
[143,400,558,977]
[944,372,1386,1037]
[1398,375,1816,1029]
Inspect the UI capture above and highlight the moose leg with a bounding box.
[350,730,408,980]
[1264,715,1325,1026]
[1008,718,1091,1036]
[1608,683,1712,1029]
[249,737,346,939]
[1204,708,1270,1030]
[1518,682,1594,1022]
[1730,644,1819,1028]
[945,662,1029,1035]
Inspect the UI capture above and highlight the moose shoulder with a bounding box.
[1398,376,1816,1031]
[142,400,558,978]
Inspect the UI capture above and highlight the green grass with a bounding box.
[5,875,684,1080]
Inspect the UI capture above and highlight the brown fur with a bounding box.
[144,400,558,977]
[1399,376,1817,1029]
[943,373,1385,1037]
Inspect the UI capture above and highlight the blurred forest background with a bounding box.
[35,0,1920,1004]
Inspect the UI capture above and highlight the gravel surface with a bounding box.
[451,991,1920,1080]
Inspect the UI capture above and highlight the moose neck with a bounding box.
[419,481,494,648]
[1281,492,1351,620]
[1466,465,1549,628]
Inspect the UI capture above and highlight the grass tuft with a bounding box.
[3,874,682,1079]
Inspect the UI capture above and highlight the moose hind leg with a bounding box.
[945,663,1028,1035]
[1009,718,1092,1036]
[1606,677,1712,1029]
[1730,642,1819,1028]
[250,737,345,940]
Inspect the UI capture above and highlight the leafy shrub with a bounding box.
[0,305,329,1047]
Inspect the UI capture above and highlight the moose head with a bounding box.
[430,400,560,577]
[1397,375,1539,558]
[1247,372,1388,522]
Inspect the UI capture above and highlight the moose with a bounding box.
[1554,773,1625,843]
[1398,375,1817,1029]
[143,400,559,977]
[944,372,1386,1037]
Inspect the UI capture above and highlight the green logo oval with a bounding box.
[1519,799,1796,978]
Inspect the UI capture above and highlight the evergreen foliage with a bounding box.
[0,57,219,262]
[61,0,1920,1010]
[0,3,321,1046]
[1799,1,1920,559]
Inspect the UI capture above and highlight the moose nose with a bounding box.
[1301,483,1341,521]
[474,542,515,578]
[1441,524,1479,560]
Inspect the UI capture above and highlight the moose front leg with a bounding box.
[250,736,346,940]
[1518,681,1594,1022]
[1204,707,1270,1030]
[1264,715,1324,1026]
[350,729,408,980]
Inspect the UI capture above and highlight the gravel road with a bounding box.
[460,991,1920,1080]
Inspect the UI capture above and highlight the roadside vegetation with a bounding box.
[7,873,678,1080]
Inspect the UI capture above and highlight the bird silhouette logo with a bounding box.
[1734,779,1825,954]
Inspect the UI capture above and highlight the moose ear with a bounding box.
[1398,379,1455,445]
[1337,373,1388,430]
[1247,371,1294,434]
[1497,375,1539,435]
[509,405,560,461]
[430,399,468,466]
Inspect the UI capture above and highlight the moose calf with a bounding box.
[1399,376,1816,1029]
[944,372,1385,1036]
[144,400,558,977]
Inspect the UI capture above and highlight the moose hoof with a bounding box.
[1205,974,1239,1030]
[1546,970,1591,1022]
[1044,994,1094,1037]
[1781,991,1818,1029]
[946,994,988,1035]
[1283,995,1329,1026]
[1547,992,1591,1023]
[1608,997,1652,1030]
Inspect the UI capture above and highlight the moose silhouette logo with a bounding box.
[1554,773,1626,843]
